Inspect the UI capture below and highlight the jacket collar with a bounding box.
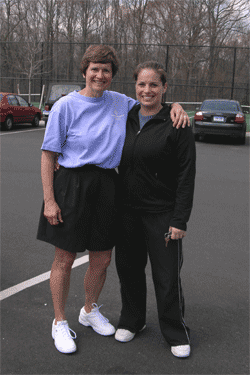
[128,103,171,121]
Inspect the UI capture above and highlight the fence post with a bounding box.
[165,45,169,73]
[231,47,237,100]
[164,45,169,102]
[40,42,44,93]
[39,84,45,110]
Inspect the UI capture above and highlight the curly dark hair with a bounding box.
[80,45,120,78]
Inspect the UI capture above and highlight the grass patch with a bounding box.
[31,102,44,111]
[246,114,250,131]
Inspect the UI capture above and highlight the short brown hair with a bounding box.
[133,61,167,85]
[80,45,119,77]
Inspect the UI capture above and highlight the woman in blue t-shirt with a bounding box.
[37,45,189,354]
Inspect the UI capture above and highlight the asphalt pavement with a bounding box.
[1,124,249,375]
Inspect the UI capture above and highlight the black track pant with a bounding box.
[115,208,190,346]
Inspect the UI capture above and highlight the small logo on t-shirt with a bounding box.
[111,110,124,119]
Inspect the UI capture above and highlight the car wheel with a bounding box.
[4,116,13,130]
[32,115,40,127]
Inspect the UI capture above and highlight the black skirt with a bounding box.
[37,165,118,253]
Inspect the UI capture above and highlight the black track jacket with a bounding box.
[118,103,196,231]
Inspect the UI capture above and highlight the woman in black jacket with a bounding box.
[115,61,196,358]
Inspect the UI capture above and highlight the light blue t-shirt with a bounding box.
[41,90,137,168]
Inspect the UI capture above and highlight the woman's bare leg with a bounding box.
[84,249,112,313]
[50,247,77,323]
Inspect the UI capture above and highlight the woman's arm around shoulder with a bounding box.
[170,103,190,128]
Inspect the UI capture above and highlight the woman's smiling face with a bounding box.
[83,62,113,97]
[136,68,167,111]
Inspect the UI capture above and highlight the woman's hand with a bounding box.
[165,226,186,247]
[170,103,190,129]
[44,200,63,226]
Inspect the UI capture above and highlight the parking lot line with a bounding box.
[0,255,89,301]
[0,128,45,136]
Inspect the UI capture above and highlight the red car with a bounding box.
[0,92,42,130]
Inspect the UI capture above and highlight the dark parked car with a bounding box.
[192,99,247,144]
[0,92,42,131]
[42,82,83,125]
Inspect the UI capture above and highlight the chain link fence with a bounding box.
[1,42,249,105]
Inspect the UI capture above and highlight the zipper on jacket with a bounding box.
[125,120,141,206]
[125,106,170,207]
[130,113,169,173]
[131,130,140,172]
[131,118,161,171]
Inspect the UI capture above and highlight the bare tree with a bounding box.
[202,0,250,90]
[76,0,101,47]
[0,0,28,91]
[36,0,61,81]
[0,0,249,102]
[121,0,151,64]
[14,42,51,102]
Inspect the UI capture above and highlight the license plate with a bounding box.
[213,116,224,122]
[43,110,50,115]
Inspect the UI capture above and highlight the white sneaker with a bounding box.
[115,325,146,342]
[78,303,115,336]
[52,319,77,354]
[171,344,191,358]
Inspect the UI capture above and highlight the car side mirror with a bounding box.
[29,103,33,107]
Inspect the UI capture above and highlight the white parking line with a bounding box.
[0,127,45,136]
[0,255,89,301]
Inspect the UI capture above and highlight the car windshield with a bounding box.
[48,85,81,101]
[201,101,239,112]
